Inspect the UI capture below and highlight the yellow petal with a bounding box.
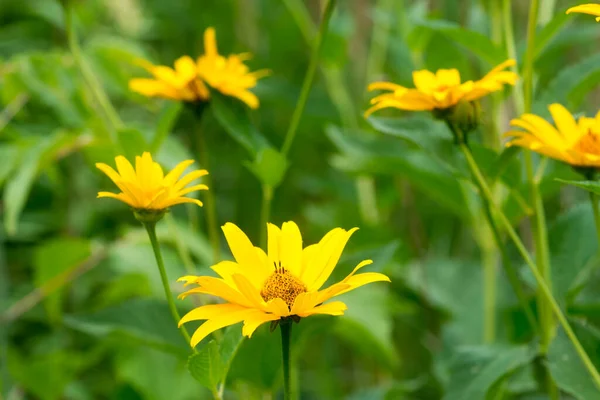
[280,221,302,276]
[267,223,282,268]
[241,310,280,337]
[204,27,218,57]
[436,68,461,87]
[335,272,391,297]
[222,223,262,268]
[232,273,265,309]
[567,4,600,18]
[190,308,253,347]
[412,70,437,94]
[179,303,245,326]
[296,301,347,317]
[548,103,580,146]
[307,228,359,292]
[163,159,195,186]
[174,56,197,83]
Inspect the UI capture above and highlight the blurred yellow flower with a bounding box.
[567,4,600,21]
[197,27,269,109]
[178,222,390,347]
[365,59,518,116]
[504,104,600,167]
[96,152,208,210]
[129,56,210,102]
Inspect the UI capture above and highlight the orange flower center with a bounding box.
[260,264,306,309]
[574,131,600,155]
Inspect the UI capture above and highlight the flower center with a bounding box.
[260,263,306,309]
[574,131,600,156]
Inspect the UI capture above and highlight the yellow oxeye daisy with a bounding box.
[196,27,270,109]
[177,222,390,347]
[567,4,600,21]
[96,152,208,210]
[129,56,210,102]
[365,59,518,116]
[504,103,600,167]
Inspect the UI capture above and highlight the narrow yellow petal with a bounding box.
[163,159,195,186]
[179,303,245,327]
[204,27,218,57]
[280,221,302,276]
[222,223,262,268]
[241,310,280,337]
[190,308,253,347]
[334,272,391,297]
[232,273,265,309]
[296,301,347,317]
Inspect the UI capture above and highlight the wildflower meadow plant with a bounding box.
[6,0,600,399]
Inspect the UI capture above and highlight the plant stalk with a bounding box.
[143,222,195,351]
[281,0,337,155]
[590,192,600,247]
[259,184,273,249]
[459,143,600,390]
[280,321,292,400]
[193,112,221,264]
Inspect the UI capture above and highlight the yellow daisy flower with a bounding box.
[129,56,210,102]
[96,152,208,210]
[365,59,518,116]
[504,103,600,167]
[567,4,600,21]
[178,222,390,347]
[196,27,270,109]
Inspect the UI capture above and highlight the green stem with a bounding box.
[143,222,195,351]
[64,3,123,140]
[280,322,292,400]
[259,184,273,249]
[194,114,221,264]
[481,233,497,343]
[281,0,337,155]
[523,0,555,356]
[590,192,600,248]
[501,0,525,114]
[459,143,600,390]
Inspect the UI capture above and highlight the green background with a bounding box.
[2,0,600,399]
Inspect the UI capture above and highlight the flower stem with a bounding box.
[523,0,555,358]
[280,321,292,400]
[143,221,195,351]
[590,192,600,247]
[281,0,337,156]
[193,112,221,264]
[259,184,273,249]
[459,143,600,390]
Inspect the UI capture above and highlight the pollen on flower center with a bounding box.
[574,131,600,155]
[260,264,306,309]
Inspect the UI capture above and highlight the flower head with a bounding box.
[96,152,208,211]
[178,222,390,347]
[504,104,600,168]
[567,4,600,21]
[129,56,210,102]
[365,59,518,116]
[196,27,269,109]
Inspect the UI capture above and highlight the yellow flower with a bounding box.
[504,103,600,167]
[196,27,269,109]
[96,152,208,210]
[567,4,600,21]
[178,222,390,347]
[129,56,210,102]
[365,59,518,116]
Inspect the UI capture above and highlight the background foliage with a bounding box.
[2,0,600,399]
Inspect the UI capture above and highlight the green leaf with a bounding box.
[210,92,270,157]
[487,146,521,184]
[558,179,600,196]
[327,125,469,218]
[63,298,189,354]
[187,325,243,392]
[547,203,598,302]
[151,102,183,153]
[548,321,600,399]
[246,147,289,188]
[33,238,91,322]
[413,20,506,65]
[117,128,149,161]
[188,341,223,392]
[532,12,572,58]
[3,131,73,236]
[443,345,536,400]
[0,144,23,188]
[534,53,600,114]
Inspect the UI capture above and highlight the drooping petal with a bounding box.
[179,303,246,326]
[241,310,280,337]
[189,308,254,347]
